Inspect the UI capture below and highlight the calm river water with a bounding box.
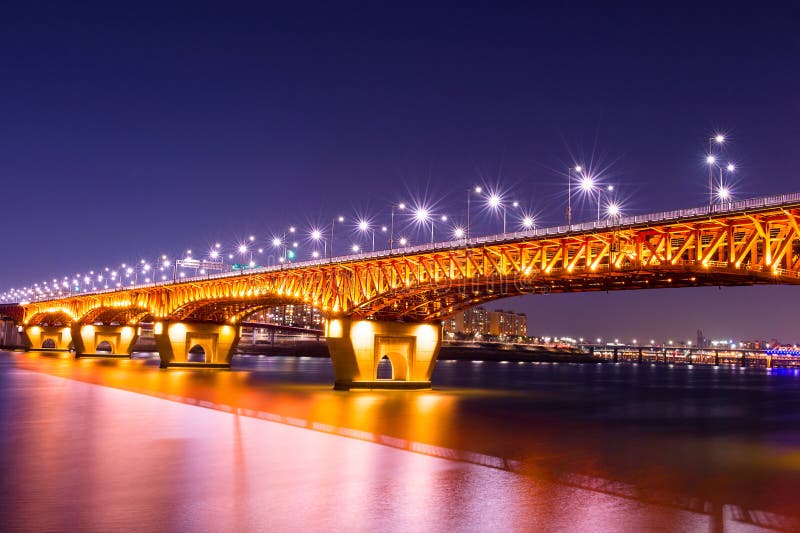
[1,350,799,532]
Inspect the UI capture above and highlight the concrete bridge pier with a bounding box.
[21,325,73,351]
[154,321,239,369]
[325,318,441,390]
[71,324,138,358]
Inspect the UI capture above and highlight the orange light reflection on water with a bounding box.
[5,351,800,531]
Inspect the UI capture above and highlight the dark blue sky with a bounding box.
[2,2,800,341]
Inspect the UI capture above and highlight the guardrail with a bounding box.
[21,191,800,303]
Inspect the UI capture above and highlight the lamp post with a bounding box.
[330,216,344,260]
[238,244,249,274]
[311,229,326,258]
[568,165,582,226]
[390,203,405,251]
[414,207,435,243]
[712,162,735,205]
[522,215,535,230]
[467,186,481,241]
[357,219,375,251]
[597,185,614,223]
[487,193,505,233]
[708,134,725,206]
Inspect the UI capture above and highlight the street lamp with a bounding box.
[710,161,735,205]
[708,134,725,206]
[413,207,435,243]
[466,186,481,240]
[568,165,583,226]
[330,216,344,260]
[390,202,405,251]
[522,215,535,229]
[310,228,326,258]
[238,243,249,274]
[606,202,621,219]
[357,219,375,251]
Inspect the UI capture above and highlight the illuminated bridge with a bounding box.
[3,192,800,389]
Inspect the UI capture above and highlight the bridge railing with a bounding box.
[20,191,800,303]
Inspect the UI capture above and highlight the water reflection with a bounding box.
[2,350,800,531]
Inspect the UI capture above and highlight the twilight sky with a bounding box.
[2,3,800,342]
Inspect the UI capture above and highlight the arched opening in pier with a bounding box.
[42,339,56,349]
[96,341,113,353]
[187,344,206,363]
[376,355,393,380]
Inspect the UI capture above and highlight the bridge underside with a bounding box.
[350,267,795,321]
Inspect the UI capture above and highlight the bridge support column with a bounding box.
[154,321,239,369]
[71,324,138,358]
[0,318,23,349]
[325,318,441,390]
[21,325,73,351]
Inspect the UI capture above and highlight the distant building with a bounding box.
[490,309,528,337]
[248,304,323,329]
[696,329,707,348]
[444,306,527,337]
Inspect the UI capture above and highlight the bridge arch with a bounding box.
[24,310,75,327]
[78,306,154,326]
[187,344,208,363]
[168,296,315,324]
[96,340,114,353]
[42,339,56,349]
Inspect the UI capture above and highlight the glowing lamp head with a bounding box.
[706,155,716,165]
[726,163,735,172]
[414,208,430,222]
[522,216,534,228]
[574,165,582,172]
[607,203,620,217]
[398,202,406,210]
[714,134,725,143]
[718,187,730,200]
[399,237,408,246]
[271,237,281,247]
[238,244,247,254]
[311,230,322,240]
[474,186,482,193]
[579,176,595,192]
[248,235,255,241]
[210,250,219,259]
[337,216,344,222]
[351,244,360,252]
[454,227,465,238]
[487,194,502,209]
[358,220,369,231]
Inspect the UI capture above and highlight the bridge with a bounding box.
[2,192,800,389]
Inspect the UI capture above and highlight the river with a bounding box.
[1,350,798,532]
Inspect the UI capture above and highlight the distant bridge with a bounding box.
[2,192,800,389]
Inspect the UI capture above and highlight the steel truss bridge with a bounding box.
[2,192,800,389]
